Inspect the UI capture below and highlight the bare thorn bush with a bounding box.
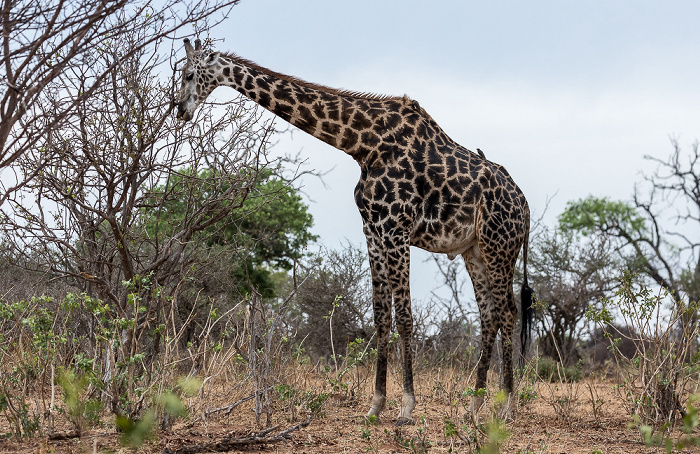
[587,271,700,427]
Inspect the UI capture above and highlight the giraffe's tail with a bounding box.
[519,226,534,367]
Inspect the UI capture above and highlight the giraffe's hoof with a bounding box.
[497,394,516,421]
[395,417,415,426]
[470,396,485,414]
[366,406,383,421]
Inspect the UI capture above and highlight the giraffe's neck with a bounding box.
[214,53,424,164]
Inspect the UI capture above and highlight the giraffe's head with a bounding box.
[176,38,222,121]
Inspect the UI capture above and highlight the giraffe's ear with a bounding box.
[205,52,220,66]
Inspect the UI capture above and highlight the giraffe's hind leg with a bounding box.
[493,285,518,421]
[467,235,520,418]
[479,244,519,396]
[462,246,498,413]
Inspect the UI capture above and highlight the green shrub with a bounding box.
[586,271,700,425]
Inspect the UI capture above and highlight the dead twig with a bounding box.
[162,414,313,454]
[184,386,275,429]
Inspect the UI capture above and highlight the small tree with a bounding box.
[528,228,620,365]
[560,140,700,364]
[284,244,374,362]
[146,166,316,297]
[560,139,700,308]
[586,272,700,426]
[144,166,317,349]
[429,254,476,327]
[209,168,317,298]
[0,0,239,199]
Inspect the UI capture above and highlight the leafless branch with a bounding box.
[0,0,241,202]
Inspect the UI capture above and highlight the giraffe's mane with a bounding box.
[221,52,403,102]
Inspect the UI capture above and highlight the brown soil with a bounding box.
[1,370,698,454]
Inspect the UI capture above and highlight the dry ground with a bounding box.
[1,367,699,454]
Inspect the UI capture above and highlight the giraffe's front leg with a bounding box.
[367,302,389,419]
[389,240,416,425]
[366,236,391,420]
[396,301,416,425]
[364,231,416,425]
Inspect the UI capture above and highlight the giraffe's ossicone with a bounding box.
[176,38,534,424]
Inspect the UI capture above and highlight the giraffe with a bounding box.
[176,38,533,424]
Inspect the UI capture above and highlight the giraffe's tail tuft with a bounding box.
[519,230,534,368]
[519,279,534,366]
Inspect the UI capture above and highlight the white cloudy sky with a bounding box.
[197,0,700,302]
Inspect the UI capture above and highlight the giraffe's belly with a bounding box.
[410,223,478,260]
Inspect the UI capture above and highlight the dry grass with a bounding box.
[1,363,699,454]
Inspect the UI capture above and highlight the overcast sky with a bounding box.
[196,1,700,303]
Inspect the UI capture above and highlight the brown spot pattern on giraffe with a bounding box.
[176,42,532,423]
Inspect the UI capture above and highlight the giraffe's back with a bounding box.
[354,130,528,261]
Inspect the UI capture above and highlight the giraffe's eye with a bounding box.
[186,73,194,81]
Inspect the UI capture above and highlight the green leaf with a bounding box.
[116,410,156,447]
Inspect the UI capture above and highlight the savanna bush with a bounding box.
[586,271,700,425]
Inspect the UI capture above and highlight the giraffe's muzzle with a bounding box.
[176,103,192,121]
